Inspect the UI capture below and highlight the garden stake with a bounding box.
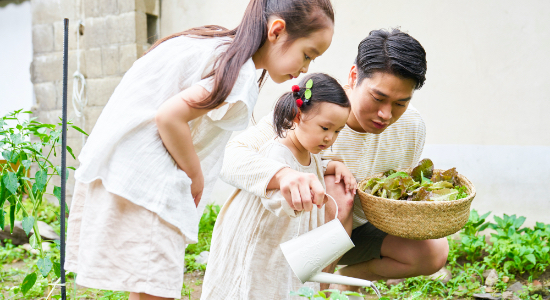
[60,17,69,300]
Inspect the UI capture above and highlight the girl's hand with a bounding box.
[190,171,204,207]
[330,161,357,195]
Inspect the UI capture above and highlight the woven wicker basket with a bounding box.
[357,169,476,240]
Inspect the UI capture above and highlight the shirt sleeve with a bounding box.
[219,111,289,198]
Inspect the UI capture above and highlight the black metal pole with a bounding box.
[61,18,69,300]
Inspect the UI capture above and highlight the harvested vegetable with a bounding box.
[360,159,468,201]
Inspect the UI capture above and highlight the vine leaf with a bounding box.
[21,272,37,295]
[37,257,53,277]
[53,262,61,278]
[34,169,47,190]
[21,159,31,170]
[29,234,38,249]
[22,216,35,236]
[3,172,19,195]
[53,186,69,214]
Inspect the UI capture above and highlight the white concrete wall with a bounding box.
[158,0,550,226]
[0,1,34,117]
[159,0,550,225]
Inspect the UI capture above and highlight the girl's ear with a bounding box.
[293,110,301,125]
[267,18,286,43]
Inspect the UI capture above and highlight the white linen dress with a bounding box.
[65,35,258,298]
[201,140,327,300]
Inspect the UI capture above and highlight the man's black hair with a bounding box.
[355,28,427,89]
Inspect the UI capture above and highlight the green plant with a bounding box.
[458,210,491,262]
[290,287,365,300]
[0,109,87,297]
[185,204,220,273]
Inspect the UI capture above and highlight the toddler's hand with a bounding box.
[190,171,204,207]
[333,162,357,195]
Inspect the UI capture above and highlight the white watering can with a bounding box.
[280,194,381,298]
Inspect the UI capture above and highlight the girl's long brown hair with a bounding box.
[145,0,334,109]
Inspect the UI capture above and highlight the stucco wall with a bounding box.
[160,0,550,226]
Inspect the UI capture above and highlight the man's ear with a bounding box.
[267,18,286,43]
[348,65,358,89]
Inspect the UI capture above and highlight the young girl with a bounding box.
[201,73,357,299]
[65,0,336,299]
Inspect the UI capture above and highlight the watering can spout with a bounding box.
[308,272,381,298]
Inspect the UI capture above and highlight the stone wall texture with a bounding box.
[30,0,159,202]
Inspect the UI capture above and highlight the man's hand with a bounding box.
[271,168,326,211]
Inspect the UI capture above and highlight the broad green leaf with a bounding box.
[21,159,31,170]
[67,145,76,160]
[32,142,41,152]
[37,127,48,134]
[297,287,314,297]
[479,223,490,232]
[3,172,19,195]
[55,166,70,180]
[53,186,69,214]
[53,186,61,201]
[514,216,526,228]
[22,216,35,236]
[480,211,491,220]
[53,262,61,277]
[494,216,504,228]
[10,133,22,145]
[35,169,47,189]
[306,79,313,89]
[22,110,32,114]
[29,233,38,249]
[2,150,14,162]
[525,254,537,265]
[21,272,37,295]
[304,89,312,100]
[71,125,89,136]
[507,227,515,237]
[54,239,60,250]
[37,256,53,277]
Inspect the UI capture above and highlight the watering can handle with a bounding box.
[295,193,339,238]
[324,193,339,220]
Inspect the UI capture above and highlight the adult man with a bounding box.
[220,28,449,292]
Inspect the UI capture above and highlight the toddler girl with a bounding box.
[65,0,336,299]
[201,73,357,299]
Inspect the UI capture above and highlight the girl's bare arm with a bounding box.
[155,85,213,205]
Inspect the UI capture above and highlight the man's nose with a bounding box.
[378,104,392,120]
